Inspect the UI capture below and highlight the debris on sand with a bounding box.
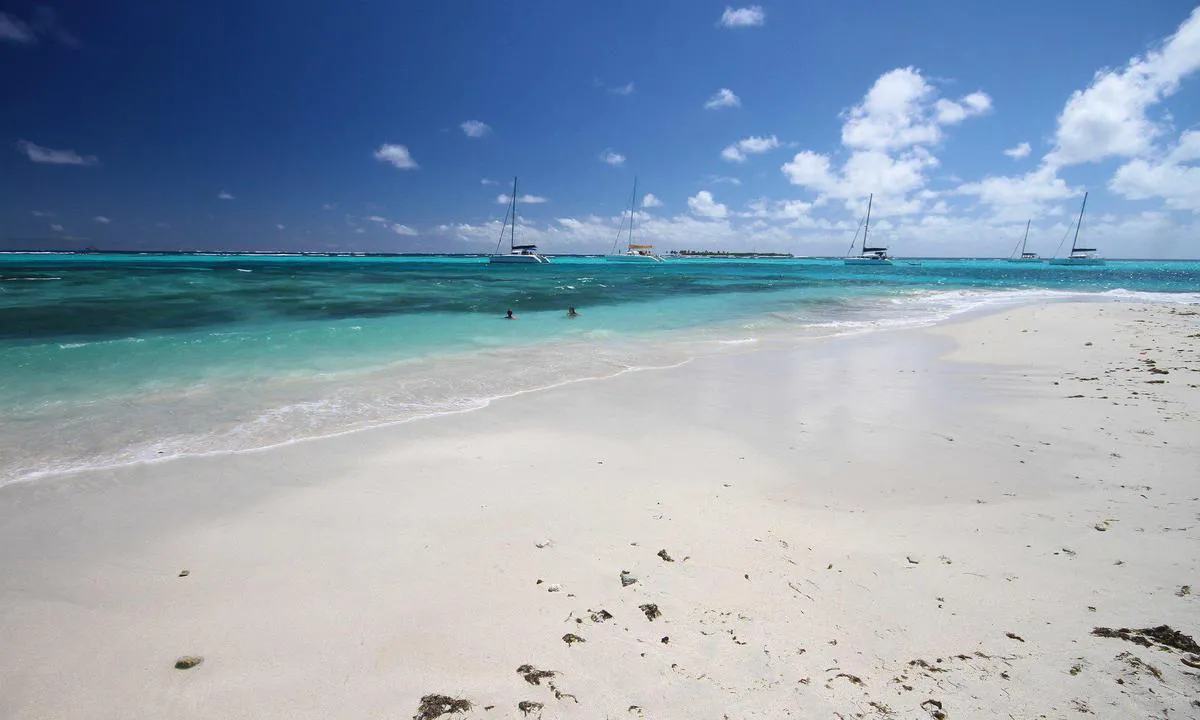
[548,681,577,703]
[657,549,675,562]
[620,571,638,587]
[833,672,863,685]
[414,694,472,720]
[535,539,553,549]
[1092,625,1200,654]
[1176,585,1191,597]
[1006,632,1025,642]
[178,570,190,577]
[661,636,669,644]
[1182,655,1200,669]
[562,633,586,645]
[589,609,614,623]
[517,664,556,686]
[174,656,203,669]
[517,700,543,716]
[920,699,947,719]
[906,555,920,565]
[639,603,662,621]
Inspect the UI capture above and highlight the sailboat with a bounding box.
[606,178,663,263]
[844,193,892,265]
[1006,219,1041,262]
[489,177,549,264]
[1049,192,1104,266]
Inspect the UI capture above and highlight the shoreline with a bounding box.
[1,301,1198,719]
[4,288,1198,487]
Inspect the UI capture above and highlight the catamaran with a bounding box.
[1049,192,1104,266]
[1006,219,1041,262]
[606,178,663,263]
[844,193,892,265]
[489,177,549,264]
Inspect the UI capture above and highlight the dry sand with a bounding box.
[1,301,1198,719]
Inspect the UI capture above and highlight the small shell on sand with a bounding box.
[174,656,203,669]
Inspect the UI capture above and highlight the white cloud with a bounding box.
[390,224,418,236]
[600,149,626,166]
[481,178,501,186]
[322,203,335,210]
[50,224,63,232]
[1109,131,1200,212]
[15,140,97,166]
[373,143,419,170]
[838,68,990,152]
[705,88,741,109]
[460,120,491,138]
[609,82,635,96]
[719,6,765,28]
[1046,8,1200,167]
[721,134,781,162]
[954,164,1076,221]
[0,12,34,43]
[688,190,728,218]
[93,216,110,224]
[31,210,50,217]
[496,194,548,205]
[1003,142,1032,159]
[366,215,389,223]
[218,190,235,200]
[704,175,742,185]
[934,91,992,125]
[642,193,663,208]
[276,223,285,230]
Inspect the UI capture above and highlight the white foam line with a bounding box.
[2,358,694,488]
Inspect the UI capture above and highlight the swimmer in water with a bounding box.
[567,307,578,318]
[505,309,515,319]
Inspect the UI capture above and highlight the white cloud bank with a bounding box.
[719,6,764,28]
[373,143,419,170]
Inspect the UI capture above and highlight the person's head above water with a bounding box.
[505,309,514,319]
[567,307,577,317]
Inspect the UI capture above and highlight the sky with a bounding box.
[2,1,1199,257]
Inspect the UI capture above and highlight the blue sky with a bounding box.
[2,1,1199,256]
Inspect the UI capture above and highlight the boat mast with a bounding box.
[629,177,638,251]
[863,193,873,253]
[1021,219,1030,255]
[1071,191,1088,253]
[510,176,518,251]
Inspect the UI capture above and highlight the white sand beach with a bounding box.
[1,301,1198,719]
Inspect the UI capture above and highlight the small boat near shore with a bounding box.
[1049,192,1105,267]
[844,194,893,266]
[490,177,549,264]
[1007,220,1041,262]
[606,178,663,263]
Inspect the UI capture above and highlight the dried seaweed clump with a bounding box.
[1092,625,1200,654]
[517,664,556,686]
[414,694,471,720]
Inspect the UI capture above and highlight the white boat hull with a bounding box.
[605,254,663,263]
[489,253,549,264]
[1006,258,1043,263]
[844,258,893,266]
[1048,258,1105,266]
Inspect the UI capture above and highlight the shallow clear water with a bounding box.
[2,253,1198,483]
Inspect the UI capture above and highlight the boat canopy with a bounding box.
[628,244,654,249]
[512,244,538,251]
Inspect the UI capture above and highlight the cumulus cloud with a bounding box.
[1,8,76,46]
[955,165,1076,221]
[50,224,64,232]
[705,88,741,109]
[15,140,97,166]
[218,190,235,200]
[688,190,728,218]
[481,178,501,186]
[373,143,419,169]
[460,120,491,138]
[1046,8,1200,167]
[721,134,781,162]
[1003,142,1032,159]
[1109,130,1200,212]
[390,224,419,235]
[719,6,764,28]
[600,149,626,166]
[93,216,111,224]
[642,193,663,208]
[609,82,635,96]
[276,223,285,230]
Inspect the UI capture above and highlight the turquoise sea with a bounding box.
[2,253,1198,484]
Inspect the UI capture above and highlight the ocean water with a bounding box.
[2,253,1198,484]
